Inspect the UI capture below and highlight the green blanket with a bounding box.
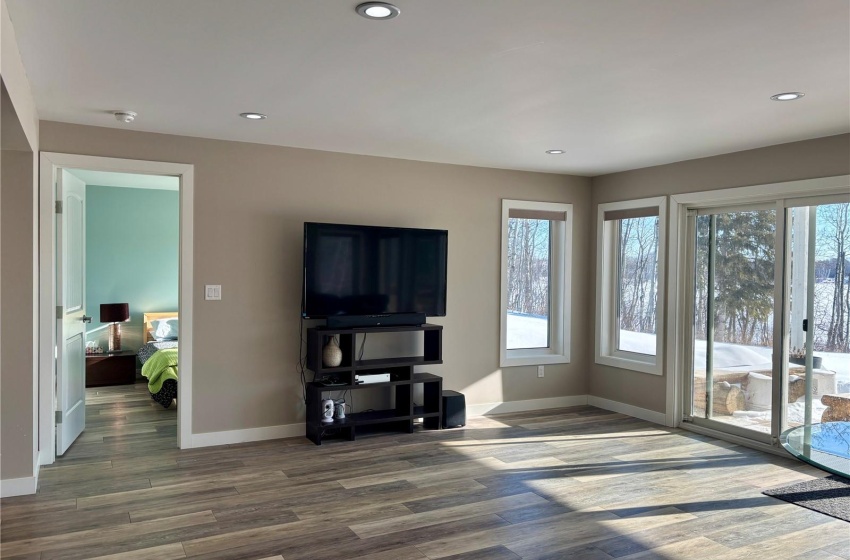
[141,348,178,394]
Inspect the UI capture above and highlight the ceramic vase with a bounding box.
[322,337,343,367]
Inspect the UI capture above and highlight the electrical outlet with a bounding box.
[537,365,544,378]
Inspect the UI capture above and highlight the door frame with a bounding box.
[666,175,850,443]
[38,153,195,466]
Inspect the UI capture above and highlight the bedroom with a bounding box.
[63,168,181,457]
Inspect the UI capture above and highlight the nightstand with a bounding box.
[85,351,137,387]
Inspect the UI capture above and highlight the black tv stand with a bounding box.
[305,323,443,445]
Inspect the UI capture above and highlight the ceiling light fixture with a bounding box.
[239,112,267,120]
[546,149,566,154]
[356,2,400,20]
[113,111,137,123]
[770,92,805,101]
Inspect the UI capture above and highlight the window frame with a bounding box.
[500,199,573,367]
[595,196,666,375]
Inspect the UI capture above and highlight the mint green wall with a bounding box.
[86,185,178,351]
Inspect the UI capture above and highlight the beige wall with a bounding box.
[588,133,850,413]
[1,0,38,148]
[1,147,34,479]
[1,0,39,487]
[40,121,592,434]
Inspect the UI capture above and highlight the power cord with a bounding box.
[297,316,307,404]
[357,333,368,361]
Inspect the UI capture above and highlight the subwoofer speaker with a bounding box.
[442,390,466,428]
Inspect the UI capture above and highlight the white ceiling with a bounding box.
[6,0,849,176]
[65,169,179,190]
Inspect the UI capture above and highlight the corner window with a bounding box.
[596,197,666,375]
[500,200,573,367]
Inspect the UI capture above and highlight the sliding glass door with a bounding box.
[784,201,850,430]
[688,205,778,442]
[685,196,849,445]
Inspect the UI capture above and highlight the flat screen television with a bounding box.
[302,222,448,320]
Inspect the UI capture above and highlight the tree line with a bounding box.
[694,204,850,353]
[506,203,850,355]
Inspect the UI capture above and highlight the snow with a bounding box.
[506,313,549,349]
[731,400,829,429]
[622,329,849,388]
[508,314,849,391]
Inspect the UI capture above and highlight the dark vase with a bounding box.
[789,355,823,369]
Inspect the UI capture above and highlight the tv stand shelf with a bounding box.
[305,324,443,445]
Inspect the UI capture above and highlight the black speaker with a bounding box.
[326,313,426,329]
[442,390,466,428]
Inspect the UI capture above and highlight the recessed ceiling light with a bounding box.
[239,112,267,120]
[546,149,566,154]
[356,2,400,20]
[770,92,805,101]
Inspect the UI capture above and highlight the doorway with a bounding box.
[677,181,850,448]
[38,153,195,467]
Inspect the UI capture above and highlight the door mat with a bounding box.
[763,475,850,522]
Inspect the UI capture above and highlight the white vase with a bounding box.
[322,337,343,367]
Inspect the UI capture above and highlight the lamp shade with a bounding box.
[100,303,130,323]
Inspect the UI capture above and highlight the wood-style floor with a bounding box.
[1,384,848,560]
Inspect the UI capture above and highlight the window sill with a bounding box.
[501,353,571,368]
[595,354,661,375]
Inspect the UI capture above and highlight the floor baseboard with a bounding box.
[467,395,589,417]
[0,475,38,498]
[186,395,666,449]
[189,423,306,448]
[587,395,667,425]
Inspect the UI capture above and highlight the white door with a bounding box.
[56,169,87,455]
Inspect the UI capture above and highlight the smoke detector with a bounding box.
[113,111,137,123]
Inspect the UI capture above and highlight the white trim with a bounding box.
[178,166,194,449]
[468,395,588,417]
[680,422,788,458]
[2,450,42,498]
[499,199,573,367]
[671,175,850,206]
[30,148,39,494]
[189,423,306,448]
[587,395,667,425]
[0,475,38,498]
[667,175,850,441]
[38,153,195,469]
[595,196,667,376]
[665,198,685,428]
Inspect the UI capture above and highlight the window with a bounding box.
[596,197,666,375]
[500,200,572,367]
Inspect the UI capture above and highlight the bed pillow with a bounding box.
[152,318,179,340]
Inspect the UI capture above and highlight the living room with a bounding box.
[1,1,848,558]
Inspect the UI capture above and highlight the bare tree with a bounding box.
[618,216,659,336]
[821,204,849,352]
[507,218,550,317]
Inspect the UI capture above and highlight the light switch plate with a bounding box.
[537,365,544,378]
[205,285,222,300]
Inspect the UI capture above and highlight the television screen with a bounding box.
[302,223,448,319]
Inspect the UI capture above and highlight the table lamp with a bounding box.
[100,303,130,352]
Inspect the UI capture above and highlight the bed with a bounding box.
[140,312,179,408]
